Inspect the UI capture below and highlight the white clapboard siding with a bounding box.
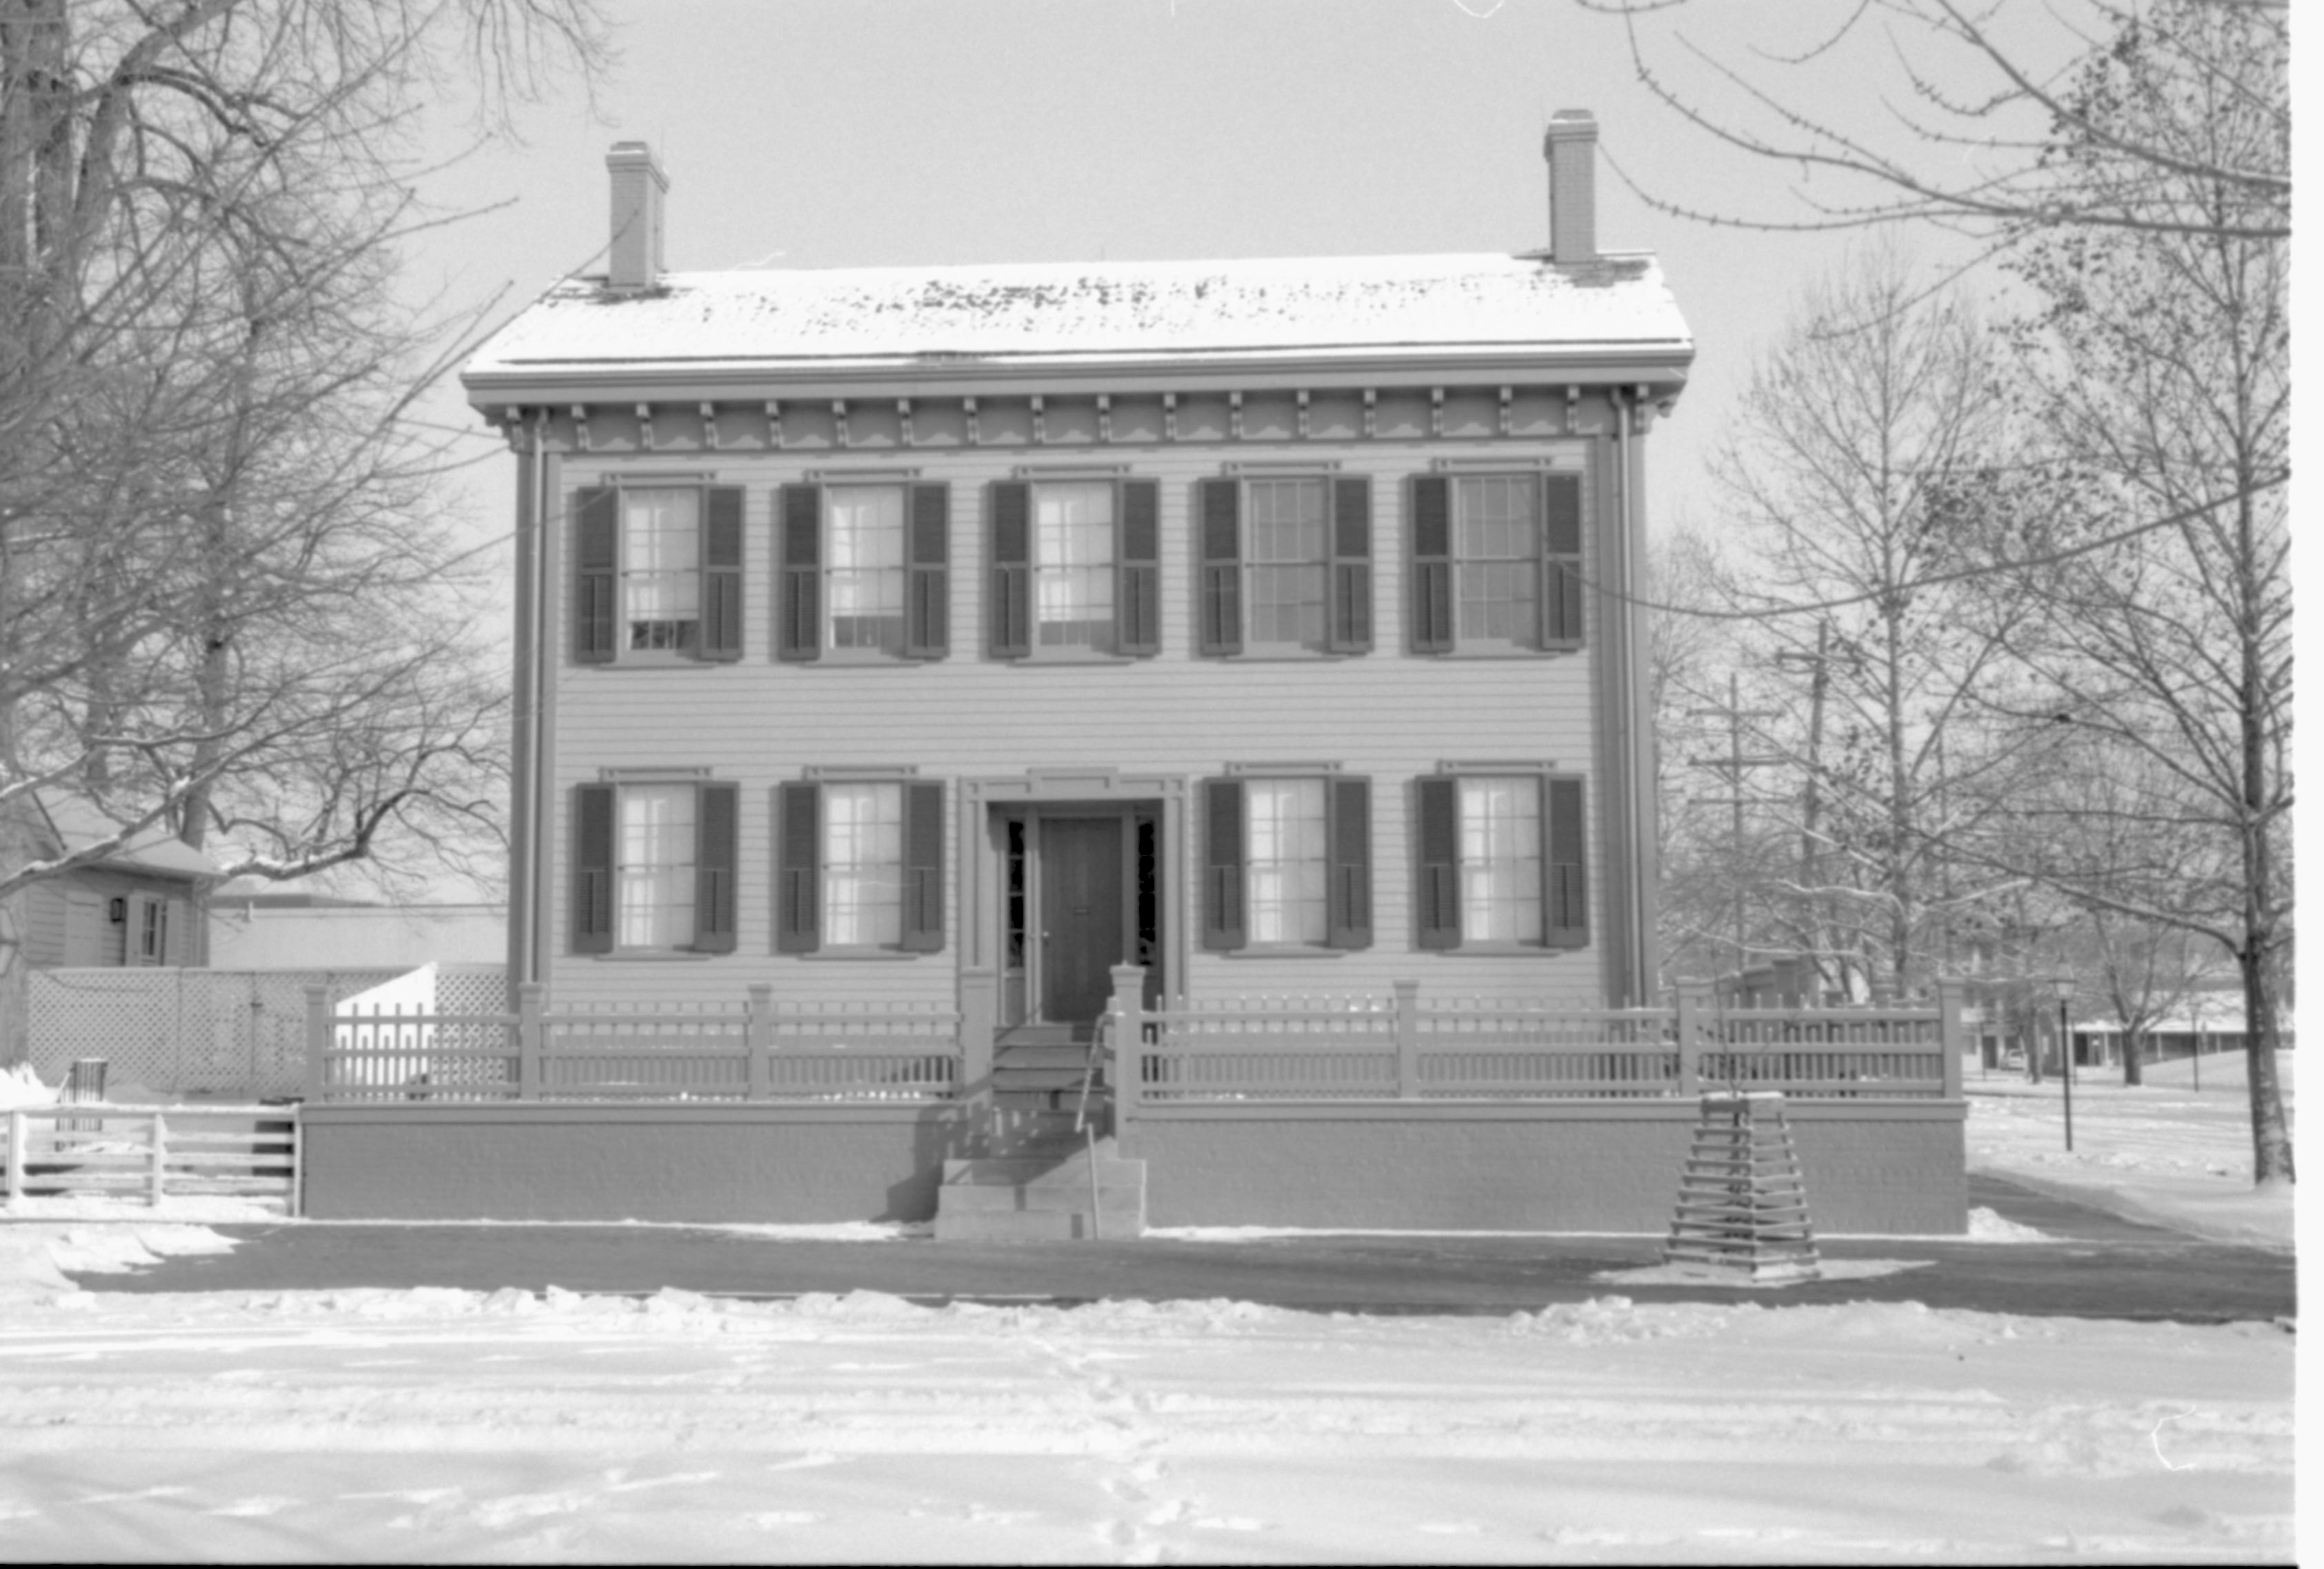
[547,434,1613,1008]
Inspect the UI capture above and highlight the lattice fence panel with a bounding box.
[27,967,502,1097]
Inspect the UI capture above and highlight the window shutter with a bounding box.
[1328,477,1373,654]
[1201,777,1245,952]
[776,781,821,953]
[701,488,745,661]
[574,488,618,663]
[777,484,821,661]
[1410,476,1454,654]
[1326,775,1372,949]
[1198,478,1242,657]
[1545,776,1589,949]
[1541,473,1585,646]
[899,780,945,952]
[989,481,1032,659]
[905,483,950,659]
[572,783,615,954]
[694,781,739,952]
[1414,776,1461,950]
[1117,479,1161,656]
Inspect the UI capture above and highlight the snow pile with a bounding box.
[0,1223,241,1297]
[0,1282,2292,1562]
[1965,1057,2295,1247]
[0,1062,58,1108]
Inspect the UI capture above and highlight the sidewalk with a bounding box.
[59,1175,2295,1324]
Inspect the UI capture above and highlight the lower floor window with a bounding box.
[1458,777,1543,943]
[1245,778,1328,944]
[823,782,905,947]
[573,779,737,956]
[618,783,698,950]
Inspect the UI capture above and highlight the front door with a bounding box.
[1040,816,1124,1030]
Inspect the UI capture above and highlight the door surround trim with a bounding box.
[957,773,1187,1040]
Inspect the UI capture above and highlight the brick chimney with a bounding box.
[1543,110,1598,264]
[605,141,668,291]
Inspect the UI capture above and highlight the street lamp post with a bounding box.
[2050,975,2077,1153]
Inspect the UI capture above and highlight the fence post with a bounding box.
[746,984,772,1100]
[302,985,330,1103]
[5,1109,23,1206]
[1108,964,1145,1126]
[1674,982,1711,1097]
[517,983,545,1100]
[148,1112,167,1207]
[1394,979,1421,1099]
[1935,977,1967,1099]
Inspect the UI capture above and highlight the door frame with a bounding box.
[1010,805,1152,1028]
[958,772,1185,1039]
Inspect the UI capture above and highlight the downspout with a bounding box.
[528,409,553,991]
[506,409,550,1000]
[1614,388,1654,1004]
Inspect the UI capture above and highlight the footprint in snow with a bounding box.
[472,1492,590,1528]
[206,1497,294,1518]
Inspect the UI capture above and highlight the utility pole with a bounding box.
[1772,623,1839,992]
[1687,672,1784,979]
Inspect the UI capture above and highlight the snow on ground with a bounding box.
[0,1256,2295,1564]
[1965,1051,2295,1248]
[0,1056,2298,1561]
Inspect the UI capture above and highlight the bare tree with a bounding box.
[1579,0,2288,241]
[1959,0,2291,1183]
[0,0,603,896]
[0,1,603,1057]
[1709,248,2036,998]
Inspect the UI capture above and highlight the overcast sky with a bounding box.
[407,0,2035,571]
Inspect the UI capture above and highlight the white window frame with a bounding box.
[1451,474,1539,654]
[1243,776,1330,946]
[823,483,910,658]
[1031,480,1116,654]
[1242,477,1331,654]
[1457,775,1545,946]
[619,486,703,658]
[615,782,699,951]
[821,780,908,950]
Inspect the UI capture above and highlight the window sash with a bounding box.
[617,783,699,949]
[824,781,905,947]
[621,489,702,652]
[1459,777,1543,943]
[1245,778,1329,945]
[1245,479,1329,650]
[1452,475,1538,648]
[1033,481,1116,650]
[825,485,908,654]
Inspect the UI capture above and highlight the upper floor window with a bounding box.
[1197,474,1372,657]
[988,478,1160,659]
[1414,772,1587,951]
[572,486,743,664]
[779,482,950,662]
[571,779,739,955]
[1201,772,1371,952]
[1409,472,1583,655]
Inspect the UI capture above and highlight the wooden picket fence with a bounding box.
[1106,977,1968,1112]
[308,984,960,1104]
[2,1105,299,1211]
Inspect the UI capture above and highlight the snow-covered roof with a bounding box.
[464,250,1692,386]
[34,792,219,881]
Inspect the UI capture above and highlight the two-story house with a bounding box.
[469,117,1681,1018]
[392,115,1927,1235]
